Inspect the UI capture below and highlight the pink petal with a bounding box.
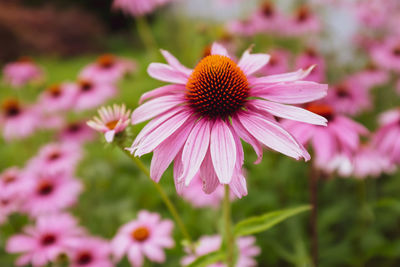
[253,65,316,84]
[229,170,248,198]
[211,43,229,57]
[147,63,188,84]
[6,235,35,253]
[139,84,185,104]
[160,49,192,76]
[251,81,328,104]
[312,129,336,164]
[127,244,144,267]
[200,150,220,194]
[173,149,185,194]
[105,130,115,143]
[238,49,270,75]
[180,119,211,186]
[210,121,237,184]
[131,95,184,124]
[143,243,166,263]
[250,99,327,126]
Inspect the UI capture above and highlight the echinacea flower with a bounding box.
[73,79,117,111]
[87,104,131,143]
[373,108,400,164]
[20,170,83,217]
[128,43,328,197]
[0,167,24,197]
[113,0,172,17]
[349,63,389,89]
[284,5,321,36]
[58,121,96,144]
[295,48,325,83]
[283,103,368,168]
[2,57,44,88]
[0,98,39,141]
[0,191,19,225]
[354,0,390,29]
[38,83,77,112]
[67,237,113,267]
[372,37,400,72]
[111,210,174,267]
[6,213,85,267]
[79,54,137,84]
[181,235,260,267]
[259,49,290,75]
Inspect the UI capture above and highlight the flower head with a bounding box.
[67,237,113,267]
[73,79,117,111]
[58,121,96,145]
[3,57,44,88]
[128,43,328,197]
[372,37,400,72]
[38,83,77,112]
[295,48,325,83]
[87,104,131,143]
[113,0,172,17]
[284,5,321,36]
[111,210,174,267]
[259,49,290,75]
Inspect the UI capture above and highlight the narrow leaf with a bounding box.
[187,251,226,267]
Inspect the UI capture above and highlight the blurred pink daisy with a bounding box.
[0,98,40,141]
[181,235,260,267]
[283,103,368,167]
[21,170,83,217]
[0,191,19,225]
[111,210,174,267]
[58,121,96,145]
[349,63,389,89]
[3,57,44,88]
[113,0,172,17]
[67,237,113,267]
[372,37,400,72]
[259,49,290,76]
[295,48,325,83]
[252,1,285,34]
[6,213,85,267]
[79,54,137,84]
[0,167,25,197]
[373,108,400,164]
[38,83,77,112]
[284,6,321,36]
[128,43,327,197]
[87,104,131,143]
[73,79,117,111]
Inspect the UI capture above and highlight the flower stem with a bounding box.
[136,16,157,55]
[223,185,235,267]
[309,164,319,267]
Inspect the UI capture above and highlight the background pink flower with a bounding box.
[73,79,117,111]
[67,237,113,267]
[3,58,44,88]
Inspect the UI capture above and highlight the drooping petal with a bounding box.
[143,243,166,263]
[211,43,229,57]
[180,119,211,186]
[104,130,116,143]
[249,99,327,126]
[200,150,220,194]
[173,149,185,194]
[252,65,316,84]
[229,170,248,198]
[160,49,192,76]
[139,84,185,104]
[127,244,144,267]
[251,81,328,104]
[210,120,237,184]
[147,63,188,84]
[238,49,270,76]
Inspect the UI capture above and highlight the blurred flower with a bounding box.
[111,210,174,267]
[20,170,83,217]
[26,142,82,175]
[0,191,19,225]
[0,167,25,197]
[181,235,260,267]
[284,5,321,36]
[87,104,131,143]
[73,79,117,111]
[79,54,137,84]
[227,18,260,37]
[283,103,368,168]
[372,37,400,72]
[58,121,96,145]
[38,83,77,112]
[6,213,85,267]
[349,63,389,89]
[0,98,39,141]
[128,43,327,198]
[354,0,390,29]
[259,49,290,75]
[324,78,371,115]
[112,0,172,17]
[67,237,113,267]
[294,48,325,83]
[2,57,44,88]
[373,108,400,164]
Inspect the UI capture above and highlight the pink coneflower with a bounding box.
[73,79,117,111]
[372,37,400,72]
[58,121,96,144]
[259,49,290,76]
[87,104,131,143]
[79,54,137,84]
[0,98,39,141]
[283,103,368,167]
[373,108,400,164]
[6,213,85,267]
[111,210,174,267]
[68,237,113,267]
[128,43,328,197]
[0,191,19,225]
[295,48,325,83]
[253,1,285,34]
[0,167,24,197]
[354,0,390,29]
[112,0,172,17]
[26,142,82,175]
[3,57,44,88]
[284,6,321,36]
[349,63,389,89]
[181,235,260,267]
[20,170,82,217]
[38,83,77,112]
[227,18,259,37]
[324,78,371,116]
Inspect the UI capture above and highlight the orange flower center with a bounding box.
[186,55,249,119]
[261,2,274,17]
[47,84,62,98]
[306,104,334,121]
[105,120,119,130]
[132,226,150,242]
[48,151,61,161]
[76,251,93,265]
[79,80,93,92]
[2,99,21,117]
[17,56,33,63]
[97,54,115,69]
[392,45,400,56]
[41,234,57,246]
[3,174,16,184]
[37,180,54,196]
[67,123,82,133]
[335,84,350,98]
[296,6,310,22]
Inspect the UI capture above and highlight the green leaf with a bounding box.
[187,251,226,267]
[234,205,311,237]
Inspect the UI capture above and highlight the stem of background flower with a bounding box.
[136,16,157,55]
[117,146,195,253]
[309,163,319,267]
[223,185,235,267]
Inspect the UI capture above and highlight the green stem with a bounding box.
[223,185,235,267]
[117,145,194,253]
[136,16,157,54]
